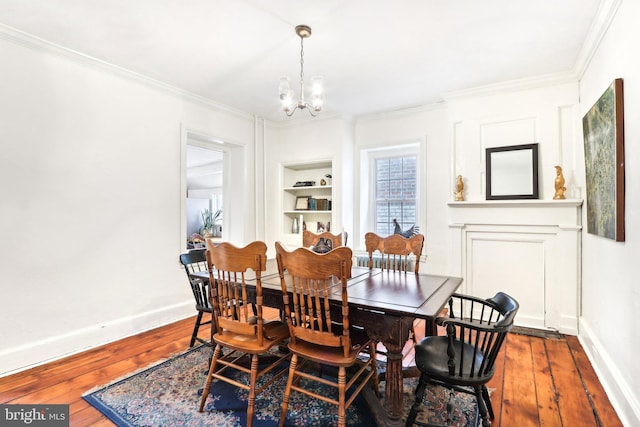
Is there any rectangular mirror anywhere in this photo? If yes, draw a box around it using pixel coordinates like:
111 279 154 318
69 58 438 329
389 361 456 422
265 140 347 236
486 143 539 200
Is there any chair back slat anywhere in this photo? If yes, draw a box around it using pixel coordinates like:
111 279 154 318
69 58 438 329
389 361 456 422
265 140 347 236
442 292 519 379
206 240 267 345
364 232 424 273
275 242 352 357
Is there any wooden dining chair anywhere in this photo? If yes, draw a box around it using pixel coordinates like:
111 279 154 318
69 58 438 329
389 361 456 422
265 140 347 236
406 292 519 427
364 232 424 273
179 249 213 348
365 232 426 356
302 229 343 253
275 242 379 427
198 241 290 427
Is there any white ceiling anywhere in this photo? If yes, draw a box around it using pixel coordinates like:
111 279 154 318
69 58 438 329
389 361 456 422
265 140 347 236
0 0 602 122
186 145 223 189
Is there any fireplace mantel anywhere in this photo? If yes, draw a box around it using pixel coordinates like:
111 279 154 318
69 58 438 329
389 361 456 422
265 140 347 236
447 198 582 335
448 199 583 228
448 199 582 208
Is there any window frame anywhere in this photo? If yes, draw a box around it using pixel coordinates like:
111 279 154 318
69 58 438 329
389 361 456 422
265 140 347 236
358 142 422 249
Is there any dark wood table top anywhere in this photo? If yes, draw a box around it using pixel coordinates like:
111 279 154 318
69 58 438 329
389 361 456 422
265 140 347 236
192 259 461 322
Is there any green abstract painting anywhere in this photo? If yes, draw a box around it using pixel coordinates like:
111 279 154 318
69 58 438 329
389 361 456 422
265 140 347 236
582 79 625 241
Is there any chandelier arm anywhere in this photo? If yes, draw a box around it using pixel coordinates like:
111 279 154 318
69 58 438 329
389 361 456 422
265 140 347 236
285 105 299 117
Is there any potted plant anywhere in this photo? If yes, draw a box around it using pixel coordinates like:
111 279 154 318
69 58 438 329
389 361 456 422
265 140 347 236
200 209 222 238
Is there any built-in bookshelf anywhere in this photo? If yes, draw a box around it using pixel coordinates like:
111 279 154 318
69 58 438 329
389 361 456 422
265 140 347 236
281 160 333 247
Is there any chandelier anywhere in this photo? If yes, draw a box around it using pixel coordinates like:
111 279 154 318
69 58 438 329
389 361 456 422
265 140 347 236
279 25 324 117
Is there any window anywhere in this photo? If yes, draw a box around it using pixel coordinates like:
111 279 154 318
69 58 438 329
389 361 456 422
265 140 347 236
374 155 417 235
357 142 422 248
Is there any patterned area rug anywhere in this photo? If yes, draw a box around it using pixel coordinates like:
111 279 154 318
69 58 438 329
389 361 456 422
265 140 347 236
83 345 479 426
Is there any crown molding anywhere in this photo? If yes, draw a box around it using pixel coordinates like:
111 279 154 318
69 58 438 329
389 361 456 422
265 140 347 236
573 0 623 80
0 23 254 122
442 71 578 102
356 101 447 122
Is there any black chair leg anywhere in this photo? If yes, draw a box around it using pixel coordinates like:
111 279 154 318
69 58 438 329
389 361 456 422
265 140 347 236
190 311 204 347
406 375 428 427
481 385 494 419
475 386 491 427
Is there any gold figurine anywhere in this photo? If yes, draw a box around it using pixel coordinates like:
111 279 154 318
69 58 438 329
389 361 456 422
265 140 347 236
553 165 566 200
454 175 465 201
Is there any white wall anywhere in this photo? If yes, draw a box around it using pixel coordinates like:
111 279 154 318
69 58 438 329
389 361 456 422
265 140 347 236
354 106 450 273
0 30 257 375
577 0 640 425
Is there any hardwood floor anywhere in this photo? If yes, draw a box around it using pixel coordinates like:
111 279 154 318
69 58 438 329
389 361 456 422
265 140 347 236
0 315 623 426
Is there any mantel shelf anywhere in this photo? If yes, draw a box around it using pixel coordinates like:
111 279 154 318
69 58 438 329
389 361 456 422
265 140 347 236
447 199 583 208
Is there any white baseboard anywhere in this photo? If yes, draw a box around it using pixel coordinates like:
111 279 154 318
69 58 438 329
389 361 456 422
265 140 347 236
558 314 579 336
579 318 640 427
0 301 195 377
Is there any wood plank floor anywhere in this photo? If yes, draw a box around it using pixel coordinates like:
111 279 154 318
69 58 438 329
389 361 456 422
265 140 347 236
0 315 623 426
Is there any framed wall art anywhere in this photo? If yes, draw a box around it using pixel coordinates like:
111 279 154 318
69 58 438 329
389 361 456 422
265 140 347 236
582 78 625 241
295 196 310 210
486 143 539 200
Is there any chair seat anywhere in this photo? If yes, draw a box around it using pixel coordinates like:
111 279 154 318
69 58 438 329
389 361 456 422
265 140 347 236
214 320 289 354
287 326 372 367
415 336 492 386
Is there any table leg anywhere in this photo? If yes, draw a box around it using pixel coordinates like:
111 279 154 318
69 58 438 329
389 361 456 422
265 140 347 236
380 339 405 426
361 315 413 427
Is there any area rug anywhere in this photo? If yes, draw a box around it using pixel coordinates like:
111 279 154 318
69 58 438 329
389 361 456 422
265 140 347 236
83 345 478 426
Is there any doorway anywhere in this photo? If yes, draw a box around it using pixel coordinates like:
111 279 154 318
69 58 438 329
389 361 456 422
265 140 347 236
181 128 247 251
185 139 224 249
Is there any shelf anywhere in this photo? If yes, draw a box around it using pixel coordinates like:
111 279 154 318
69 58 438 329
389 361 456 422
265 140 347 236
284 160 332 171
284 185 332 192
284 210 332 215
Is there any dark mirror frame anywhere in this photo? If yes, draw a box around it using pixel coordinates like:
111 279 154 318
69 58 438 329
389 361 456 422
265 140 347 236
486 143 539 200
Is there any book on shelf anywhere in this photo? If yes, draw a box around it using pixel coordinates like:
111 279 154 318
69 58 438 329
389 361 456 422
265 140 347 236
295 197 331 211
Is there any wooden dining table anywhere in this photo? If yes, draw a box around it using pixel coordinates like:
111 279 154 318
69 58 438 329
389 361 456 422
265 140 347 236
192 259 462 427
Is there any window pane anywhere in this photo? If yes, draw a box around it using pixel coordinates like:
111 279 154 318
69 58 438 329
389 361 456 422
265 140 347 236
376 180 389 199
376 223 389 235
389 179 402 198
374 154 418 235
376 159 390 180
376 202 389 223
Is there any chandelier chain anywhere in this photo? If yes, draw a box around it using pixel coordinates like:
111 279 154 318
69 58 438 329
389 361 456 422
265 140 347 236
299 36 305 102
